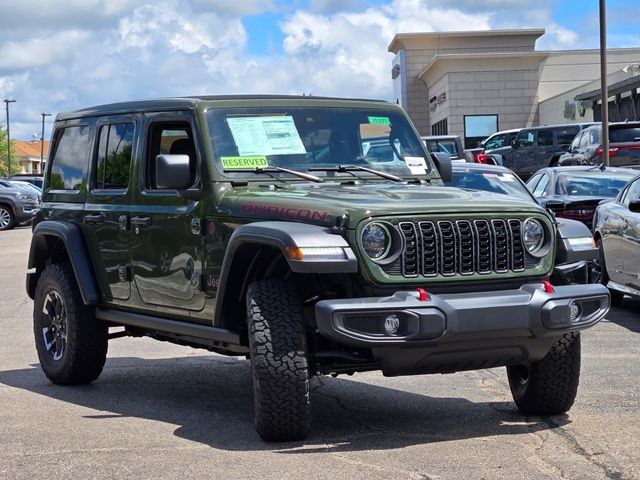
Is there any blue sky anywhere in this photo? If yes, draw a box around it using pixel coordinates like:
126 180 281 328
0 0 639 140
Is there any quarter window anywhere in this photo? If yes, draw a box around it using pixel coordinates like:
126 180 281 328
48 125 91 190
95 123 134 190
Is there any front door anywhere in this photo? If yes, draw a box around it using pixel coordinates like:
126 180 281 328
83 117 137 301
130 113 205 312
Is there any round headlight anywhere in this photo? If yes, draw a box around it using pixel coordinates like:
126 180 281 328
361 222 391 259
522 218 545 256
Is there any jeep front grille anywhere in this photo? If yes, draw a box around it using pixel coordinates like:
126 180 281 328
388 219 527 277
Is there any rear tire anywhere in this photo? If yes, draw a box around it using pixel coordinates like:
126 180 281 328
0 204 15 231
507 332 581 415
246 279 310 442
33 262 108 385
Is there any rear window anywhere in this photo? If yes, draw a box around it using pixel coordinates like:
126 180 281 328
556 173 633 197
610 126 640 143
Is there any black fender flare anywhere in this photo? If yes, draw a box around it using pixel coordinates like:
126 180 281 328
26 220 100 304
214 221 357 323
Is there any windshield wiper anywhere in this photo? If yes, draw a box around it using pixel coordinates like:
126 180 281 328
309 165 402 182
224 166 324 183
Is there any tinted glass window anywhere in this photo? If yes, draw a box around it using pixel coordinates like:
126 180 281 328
483 134 506 149
526 173 543 191
620 178 640 205
556 172 633 197
49 126 91 190
610 126 640 143
557 126 579 145
448 169 533 201
516 131 534 148
95 123 133 190
589 130 600 144
425 139 459 157
537 130 554 147
532 175 550 197
579 132 590 148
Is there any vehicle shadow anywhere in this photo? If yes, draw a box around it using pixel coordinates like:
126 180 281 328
606 297 640 333
0 356 569 452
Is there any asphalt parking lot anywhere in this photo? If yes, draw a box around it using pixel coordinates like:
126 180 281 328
1 226 639 480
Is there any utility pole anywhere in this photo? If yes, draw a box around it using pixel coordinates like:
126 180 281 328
41 113 52 168
599 0 609 167
3 99 16 174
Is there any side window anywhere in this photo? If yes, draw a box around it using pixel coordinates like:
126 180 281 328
532 174 550 197
484 134 505 149
146 122 196 190
570 132 582 151
95 123 134 190
621 178 640 206
557 127 579 146
526 173 542 191
48 125 91 191
579 132 590 148
589 130 600 145
515 130 534 148
537 130 554 147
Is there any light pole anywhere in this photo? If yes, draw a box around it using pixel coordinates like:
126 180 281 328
599 0 609 166
41 113 51 169
3 99 16 174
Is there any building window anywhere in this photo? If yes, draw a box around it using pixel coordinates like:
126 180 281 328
464 114 498 149
431 118 448 136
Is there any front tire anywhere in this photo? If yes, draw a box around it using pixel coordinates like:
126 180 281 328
0 204 15 231
246 279 310 442
507 333 581 415
33 262 108 385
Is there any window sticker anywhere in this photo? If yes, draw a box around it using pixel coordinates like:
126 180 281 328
367 116 391 126
226 116 307 156
221 156 269 169
405 156 427 175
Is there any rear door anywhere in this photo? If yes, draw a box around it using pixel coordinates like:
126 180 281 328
129 112 205 313
512 129 535 176
533 128 555 171
83 116 137 301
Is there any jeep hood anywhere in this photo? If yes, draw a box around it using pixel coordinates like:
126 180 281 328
219 182 547 227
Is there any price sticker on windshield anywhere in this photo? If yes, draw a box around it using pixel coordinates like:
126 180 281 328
405 156 427 175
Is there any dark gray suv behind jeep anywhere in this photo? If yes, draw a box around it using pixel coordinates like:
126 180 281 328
0 181 40 230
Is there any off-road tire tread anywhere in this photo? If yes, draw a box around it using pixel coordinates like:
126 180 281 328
34 262 107 385
508 332 581 415
247 279 310 442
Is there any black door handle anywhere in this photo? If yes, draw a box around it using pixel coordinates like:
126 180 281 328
84 213 105 225
131 216 152 228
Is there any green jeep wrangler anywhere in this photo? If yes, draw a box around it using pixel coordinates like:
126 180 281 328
27 95 610 442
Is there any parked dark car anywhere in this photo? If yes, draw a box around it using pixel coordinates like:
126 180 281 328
592 173 640 305
487 123 595 180
558 122 640 168
0 182 40 230
448 162 598 284
526 166 637 228
421 135 465 161
6 173 44 189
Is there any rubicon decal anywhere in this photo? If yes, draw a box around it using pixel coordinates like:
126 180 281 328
240 203 329 222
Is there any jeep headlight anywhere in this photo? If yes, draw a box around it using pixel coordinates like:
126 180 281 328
361 222 391 260
522 218 546 257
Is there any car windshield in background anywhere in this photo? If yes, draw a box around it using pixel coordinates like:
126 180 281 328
555 173 632 197
207 107 431 178
425 139 459 157
449 170 533 202
610 127 640 143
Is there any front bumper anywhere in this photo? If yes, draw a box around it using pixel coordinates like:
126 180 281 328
315 283 609 376
15 205 39 223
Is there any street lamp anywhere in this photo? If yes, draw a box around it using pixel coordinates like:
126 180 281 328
3 99 16 174
41 113 51 167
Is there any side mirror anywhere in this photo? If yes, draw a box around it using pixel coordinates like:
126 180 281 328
629 200 640 213
155 154 192 190
431 152 452 183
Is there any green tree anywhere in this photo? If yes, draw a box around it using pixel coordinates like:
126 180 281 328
0 126 19 176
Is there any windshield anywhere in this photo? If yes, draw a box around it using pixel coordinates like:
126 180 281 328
556 173 633 197
448 169 534 202
206 106 432 179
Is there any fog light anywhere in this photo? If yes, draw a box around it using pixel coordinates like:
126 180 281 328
384 314 401 335
569 301 581 323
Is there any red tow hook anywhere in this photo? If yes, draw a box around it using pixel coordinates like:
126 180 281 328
416 288 429 302
542 280 555 294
